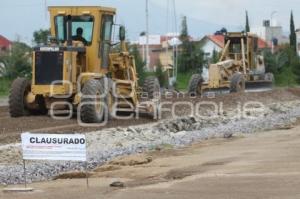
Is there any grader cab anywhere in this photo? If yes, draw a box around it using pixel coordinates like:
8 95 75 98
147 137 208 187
9 6 160 123
188 32 274 95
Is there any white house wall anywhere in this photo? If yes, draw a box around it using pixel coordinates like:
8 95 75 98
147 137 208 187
199 38 223 82
201 39 222 57
297 31 300 56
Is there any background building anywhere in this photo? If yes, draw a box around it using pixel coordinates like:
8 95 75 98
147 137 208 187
135 33 180 71
0 35 12 53
296 29 300 56
198 35 224 57
252 20 289 47
199 34 270 58
0 35 12 77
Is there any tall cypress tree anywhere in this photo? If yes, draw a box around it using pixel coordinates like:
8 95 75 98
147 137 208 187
290 11 297 53
177 16 204 73
179 16 189 42
178 16 190 72
130 45 146 85
245 11 250 32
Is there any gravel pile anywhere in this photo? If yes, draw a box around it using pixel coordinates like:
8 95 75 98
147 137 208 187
1 100 300 185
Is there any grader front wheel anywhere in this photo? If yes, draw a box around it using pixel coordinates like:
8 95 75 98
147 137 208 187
80 78 108 123
9 78 32 117
143 76 160 100
188 74 203 96
9 78 47 117
230 73 245 93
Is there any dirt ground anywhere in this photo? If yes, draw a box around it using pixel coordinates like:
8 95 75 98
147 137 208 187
2 124 300 199
0 97 7 107
1 88 300 145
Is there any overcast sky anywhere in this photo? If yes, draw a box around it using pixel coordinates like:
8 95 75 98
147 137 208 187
1 0 300 44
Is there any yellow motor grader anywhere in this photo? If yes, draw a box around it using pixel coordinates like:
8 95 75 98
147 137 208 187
188 32 274 95
9 6 160 123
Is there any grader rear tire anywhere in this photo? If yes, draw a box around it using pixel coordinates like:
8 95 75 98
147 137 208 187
80 78 109 123
188 74 203 96
9 78 31 117
230 73 245 93
143 76 160 100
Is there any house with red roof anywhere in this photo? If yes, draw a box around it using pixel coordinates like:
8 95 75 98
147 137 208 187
0 35 12 77
0 35 12 53
136 34 181 71
199 35 224 57
199 34 270 58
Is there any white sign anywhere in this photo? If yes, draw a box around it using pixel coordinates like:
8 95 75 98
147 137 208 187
139 35 161 45
21 133 87 161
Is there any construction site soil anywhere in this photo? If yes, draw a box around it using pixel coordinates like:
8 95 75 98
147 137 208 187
0 88 300 145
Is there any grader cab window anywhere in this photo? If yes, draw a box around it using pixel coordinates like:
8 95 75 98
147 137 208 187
231 43 241 54
99 15 113 68
54 15 94 45
228 38 243 54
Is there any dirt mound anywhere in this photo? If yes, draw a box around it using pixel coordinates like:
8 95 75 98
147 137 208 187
93 165 122 172
53 171 93 180
109 154 153 166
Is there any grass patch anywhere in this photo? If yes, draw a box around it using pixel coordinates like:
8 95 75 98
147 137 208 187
0 78 11 97
175 71 193 91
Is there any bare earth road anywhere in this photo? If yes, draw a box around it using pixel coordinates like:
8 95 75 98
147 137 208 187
2 124 300 199
0 97 7 107
1 88 300 145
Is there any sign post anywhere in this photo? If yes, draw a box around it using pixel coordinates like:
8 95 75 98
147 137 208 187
85 161 89 188
23 159 27 188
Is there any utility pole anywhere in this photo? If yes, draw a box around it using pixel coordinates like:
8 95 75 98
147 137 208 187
166 0 170 60
44 0 47 20
145 0 150 71
172 0 178 81
270 11 277 54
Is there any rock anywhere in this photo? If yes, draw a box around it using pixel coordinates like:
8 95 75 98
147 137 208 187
275 124 294 130
127 127 137 134
116 127 123 131
224 132 233 139
110 181 125 188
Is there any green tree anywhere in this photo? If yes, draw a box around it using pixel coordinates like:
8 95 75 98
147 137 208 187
211 49 220 63
263 49 278 74
263 45 300 86
179 16 189 42
155 61 168 87
290 11 297 53
33 29 50 45
130 45 146 85
245 11 250 32
178 16 190 72
190 42 204 73
0 42 32 79
291 53 300 84
177 16 204 73
263 45 293 74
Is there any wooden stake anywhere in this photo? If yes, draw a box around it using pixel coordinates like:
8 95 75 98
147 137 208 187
23 159 27 188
